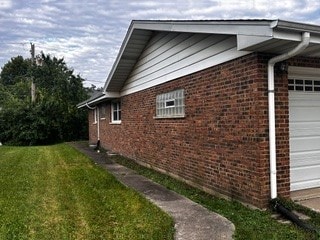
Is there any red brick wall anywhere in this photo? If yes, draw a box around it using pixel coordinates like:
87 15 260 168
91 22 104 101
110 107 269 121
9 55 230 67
88 110 97 144
87 53 320 208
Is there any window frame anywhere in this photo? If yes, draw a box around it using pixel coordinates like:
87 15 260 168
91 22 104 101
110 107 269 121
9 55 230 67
155 89 185 119
111 101 121 124
289 78 320 92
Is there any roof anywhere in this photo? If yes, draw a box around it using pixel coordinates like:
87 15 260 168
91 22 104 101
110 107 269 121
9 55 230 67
79 19 320 108
77 90 119 108
102 19 320 94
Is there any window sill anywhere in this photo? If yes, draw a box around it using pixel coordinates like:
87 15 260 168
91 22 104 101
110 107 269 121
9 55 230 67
100 118 106 121
109 121 121 125
153 115 185 119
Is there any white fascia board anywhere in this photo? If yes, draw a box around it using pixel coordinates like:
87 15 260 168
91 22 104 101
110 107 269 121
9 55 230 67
273 30 320 45
273 30 303 42
275 20 320 34
132 20 274 36
240 30 320 51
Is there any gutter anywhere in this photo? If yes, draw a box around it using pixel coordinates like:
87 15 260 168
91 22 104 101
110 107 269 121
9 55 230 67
85 102 96 110
268 32 310 200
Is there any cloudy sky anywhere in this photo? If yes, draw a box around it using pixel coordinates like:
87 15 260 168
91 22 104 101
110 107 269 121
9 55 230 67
1 0 320 87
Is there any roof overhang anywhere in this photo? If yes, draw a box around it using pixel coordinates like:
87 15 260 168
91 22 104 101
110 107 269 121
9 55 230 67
77 91 120 109
101 19 320 95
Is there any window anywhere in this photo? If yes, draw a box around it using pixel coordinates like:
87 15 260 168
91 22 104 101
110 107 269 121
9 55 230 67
289 79 320 92
156 89 185 118
111 102 121 123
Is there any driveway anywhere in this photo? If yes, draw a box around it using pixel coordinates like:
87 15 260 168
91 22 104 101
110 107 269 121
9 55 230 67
291 188 320 212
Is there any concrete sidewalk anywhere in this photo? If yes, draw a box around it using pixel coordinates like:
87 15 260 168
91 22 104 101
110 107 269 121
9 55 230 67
291 188 320 213
69 142 235 240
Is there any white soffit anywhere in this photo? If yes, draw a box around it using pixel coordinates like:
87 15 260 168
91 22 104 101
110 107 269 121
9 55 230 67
237 35 273 50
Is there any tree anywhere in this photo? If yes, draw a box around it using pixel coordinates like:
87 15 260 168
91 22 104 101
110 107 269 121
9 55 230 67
0 53 89 145
0 56 31 86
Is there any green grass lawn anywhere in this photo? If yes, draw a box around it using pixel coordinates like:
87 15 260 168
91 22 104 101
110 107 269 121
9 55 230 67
0 144 174 240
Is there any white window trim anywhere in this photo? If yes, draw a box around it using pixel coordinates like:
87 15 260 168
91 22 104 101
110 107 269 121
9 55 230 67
288 66 320 93
110 101 121 124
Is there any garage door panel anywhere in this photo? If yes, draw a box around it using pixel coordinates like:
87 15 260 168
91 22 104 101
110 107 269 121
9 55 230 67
290 124 320 138
290 98 320 107
291 179 320 191
290 107 320 122
290 137 320 152
291 165 320 192
291 151 320 167
289 90 320 191
291 165 320 180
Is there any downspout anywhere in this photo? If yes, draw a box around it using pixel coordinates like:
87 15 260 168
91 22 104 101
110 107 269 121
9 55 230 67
97 107 100 141
268 32 310 200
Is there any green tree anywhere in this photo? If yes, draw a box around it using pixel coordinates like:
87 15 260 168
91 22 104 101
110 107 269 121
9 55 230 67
0 56 31 86
0 53 89 145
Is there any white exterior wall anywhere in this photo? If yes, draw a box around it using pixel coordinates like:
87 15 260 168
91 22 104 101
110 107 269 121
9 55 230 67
120 32 250 96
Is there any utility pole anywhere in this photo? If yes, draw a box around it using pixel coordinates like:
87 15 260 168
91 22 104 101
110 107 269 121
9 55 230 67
30 43 36 103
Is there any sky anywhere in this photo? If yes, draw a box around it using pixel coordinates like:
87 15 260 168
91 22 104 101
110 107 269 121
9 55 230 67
1 0 320 88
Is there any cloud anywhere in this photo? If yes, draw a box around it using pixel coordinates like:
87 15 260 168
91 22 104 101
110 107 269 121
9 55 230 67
0 0 12 9
1 0 320 87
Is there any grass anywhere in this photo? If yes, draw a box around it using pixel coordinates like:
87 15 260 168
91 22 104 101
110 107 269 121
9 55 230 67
0 144 174 240
111 154 320 240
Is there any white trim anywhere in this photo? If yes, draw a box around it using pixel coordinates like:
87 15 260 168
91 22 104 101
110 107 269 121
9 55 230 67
288 66 320 79
77 92 121 108
154 115 185 120
111 101 121 124
109 121 121 125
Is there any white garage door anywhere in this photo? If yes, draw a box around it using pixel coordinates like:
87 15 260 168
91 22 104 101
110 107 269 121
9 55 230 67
289 76 320 191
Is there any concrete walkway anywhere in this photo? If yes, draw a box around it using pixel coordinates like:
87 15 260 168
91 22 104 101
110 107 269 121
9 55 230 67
69 142 235 240
291 188 320 213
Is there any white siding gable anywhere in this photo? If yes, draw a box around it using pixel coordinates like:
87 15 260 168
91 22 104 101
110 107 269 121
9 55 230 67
121 32 251 96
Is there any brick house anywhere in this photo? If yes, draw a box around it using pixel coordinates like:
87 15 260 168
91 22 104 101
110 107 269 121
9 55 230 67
78 20 320 208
